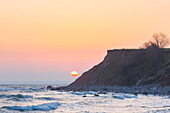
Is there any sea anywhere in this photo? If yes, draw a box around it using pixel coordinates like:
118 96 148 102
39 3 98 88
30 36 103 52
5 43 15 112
0 84 169 113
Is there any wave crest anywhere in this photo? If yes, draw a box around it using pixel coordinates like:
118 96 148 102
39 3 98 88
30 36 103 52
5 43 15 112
0 94 33 99
2 102 60 111
37 97 55 100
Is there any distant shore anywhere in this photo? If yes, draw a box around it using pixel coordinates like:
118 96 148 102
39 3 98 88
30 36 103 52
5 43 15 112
57 85 170 96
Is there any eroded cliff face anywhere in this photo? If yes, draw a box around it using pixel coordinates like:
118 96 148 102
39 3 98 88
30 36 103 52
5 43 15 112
69 49 170 87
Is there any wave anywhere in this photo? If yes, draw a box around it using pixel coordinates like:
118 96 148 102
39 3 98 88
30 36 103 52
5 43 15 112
70 91 98 96
70 92 86 95
112 95 125 100
0 88 15 92
0 94 33 99
2 102 60 111
87 91 97 95
112 93 138 100
37 97 55 100
0 88 43 92
124 94 138 98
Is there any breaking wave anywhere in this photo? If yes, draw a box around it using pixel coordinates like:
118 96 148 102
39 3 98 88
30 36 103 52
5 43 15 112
2 102 60 111
112 93 138 100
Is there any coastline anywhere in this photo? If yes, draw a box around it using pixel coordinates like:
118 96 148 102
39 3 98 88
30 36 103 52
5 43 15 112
59 85 170 96
59 49 170 96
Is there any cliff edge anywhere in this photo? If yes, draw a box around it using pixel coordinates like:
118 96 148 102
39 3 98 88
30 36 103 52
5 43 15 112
69 48 170 87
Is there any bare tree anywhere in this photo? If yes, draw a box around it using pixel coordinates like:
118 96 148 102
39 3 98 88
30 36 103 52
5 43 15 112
152 32 169 48
142 32 169 49
142 41 158 49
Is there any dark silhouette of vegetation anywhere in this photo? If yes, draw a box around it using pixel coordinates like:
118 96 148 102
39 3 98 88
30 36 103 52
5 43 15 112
142 32 169 49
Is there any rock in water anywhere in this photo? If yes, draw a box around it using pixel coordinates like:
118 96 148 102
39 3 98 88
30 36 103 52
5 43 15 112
83 95 86 97
46 85 53 90
142 92 149 95
94 94 99 96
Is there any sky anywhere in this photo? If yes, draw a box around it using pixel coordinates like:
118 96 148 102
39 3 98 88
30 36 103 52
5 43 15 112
0 0 170 83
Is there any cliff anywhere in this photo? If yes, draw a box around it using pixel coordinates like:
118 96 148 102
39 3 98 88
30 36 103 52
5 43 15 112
69 48 170 87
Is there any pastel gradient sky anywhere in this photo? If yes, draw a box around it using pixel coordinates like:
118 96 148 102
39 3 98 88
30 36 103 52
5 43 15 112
0 0 170 82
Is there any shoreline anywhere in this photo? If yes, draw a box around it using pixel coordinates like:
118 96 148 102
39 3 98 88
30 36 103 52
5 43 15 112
58 85 170 96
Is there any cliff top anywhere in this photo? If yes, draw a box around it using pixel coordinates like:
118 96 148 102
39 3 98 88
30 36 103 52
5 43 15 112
107 48 170 53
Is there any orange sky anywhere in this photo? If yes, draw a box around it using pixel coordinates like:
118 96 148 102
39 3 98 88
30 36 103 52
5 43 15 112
0 0 170 82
